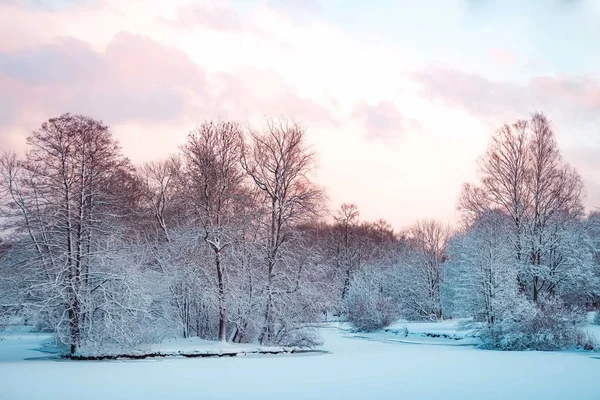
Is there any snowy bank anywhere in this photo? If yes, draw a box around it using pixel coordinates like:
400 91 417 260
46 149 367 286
68 337 310 360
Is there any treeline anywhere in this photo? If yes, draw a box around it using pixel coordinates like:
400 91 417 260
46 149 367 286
0 112 598 355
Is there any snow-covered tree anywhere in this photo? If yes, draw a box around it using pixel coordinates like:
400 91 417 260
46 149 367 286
241 118 325 345
397 220 450 321
183 121 247 342
459 112 586 303
0 114 141 355
138 156 183 243
333 203 361 300
345 267 400 332
446 211 519 324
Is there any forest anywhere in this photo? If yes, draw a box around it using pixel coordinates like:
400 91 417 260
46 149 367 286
0 111 598 356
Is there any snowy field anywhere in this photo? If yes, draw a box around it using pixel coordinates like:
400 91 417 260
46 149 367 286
1 323 599 400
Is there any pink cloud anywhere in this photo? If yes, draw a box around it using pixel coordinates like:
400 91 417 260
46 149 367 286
414 67 600 123
532 76 600 113
157 1 295 53
212 67 331 122
414 67 526 122
0 34 193 125
0 2 57 50
0 31 332 142
0 0 109 51
104 32 208 93
352 100 420 143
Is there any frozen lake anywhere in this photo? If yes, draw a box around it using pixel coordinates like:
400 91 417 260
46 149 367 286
1 325 598 400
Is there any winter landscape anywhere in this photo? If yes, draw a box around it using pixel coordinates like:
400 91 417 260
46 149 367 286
1 1 600 400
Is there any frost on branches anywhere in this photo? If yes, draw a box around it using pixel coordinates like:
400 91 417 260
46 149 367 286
0 111 598 355
451 112 599 350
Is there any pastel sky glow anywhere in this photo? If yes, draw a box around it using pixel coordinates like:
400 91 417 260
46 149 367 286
1 0 599 228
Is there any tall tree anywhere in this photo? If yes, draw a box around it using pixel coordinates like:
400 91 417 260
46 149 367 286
403 220 450 320
183 121 246 342
459 112 585 302
334 203 361 299
0 114 134 354
242 118 324 344
526 113 584 301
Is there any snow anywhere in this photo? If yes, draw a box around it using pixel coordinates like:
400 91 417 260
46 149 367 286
151 337 297 355
329 319 479 346
1 324 599 400
70 337 301 359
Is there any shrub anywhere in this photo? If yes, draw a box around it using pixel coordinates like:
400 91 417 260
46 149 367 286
345 270 399 332
273 325 322 348
479 297 588 351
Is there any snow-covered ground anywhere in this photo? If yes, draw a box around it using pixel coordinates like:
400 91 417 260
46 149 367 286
366 319 480 346
150 337 299 356
1 323 599 400
70 336 302 359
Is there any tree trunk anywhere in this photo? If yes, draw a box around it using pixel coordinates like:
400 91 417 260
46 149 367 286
341 269 351 300
215 251 227 342
68 297 80 355
260 271 274 345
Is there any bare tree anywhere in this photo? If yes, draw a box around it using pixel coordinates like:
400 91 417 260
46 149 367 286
0 113 135 355
138 156 182 243
334 203 361 299
401 220 450 320
459 120 530 289
460 112 585 303
461 120 531 226
183 121 246 342
242 118 324 344
526 113 584 301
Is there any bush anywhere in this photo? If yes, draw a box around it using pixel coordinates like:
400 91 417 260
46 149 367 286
273 325 322 348
479 297 588 351
345 270 399 332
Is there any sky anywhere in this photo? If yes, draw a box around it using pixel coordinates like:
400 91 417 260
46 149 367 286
0 0 599 229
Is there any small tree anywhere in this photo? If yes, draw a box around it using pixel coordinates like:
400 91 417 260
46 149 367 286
446 211 519 325
399 220 450 320
345 268 399 332
333 203 361 300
